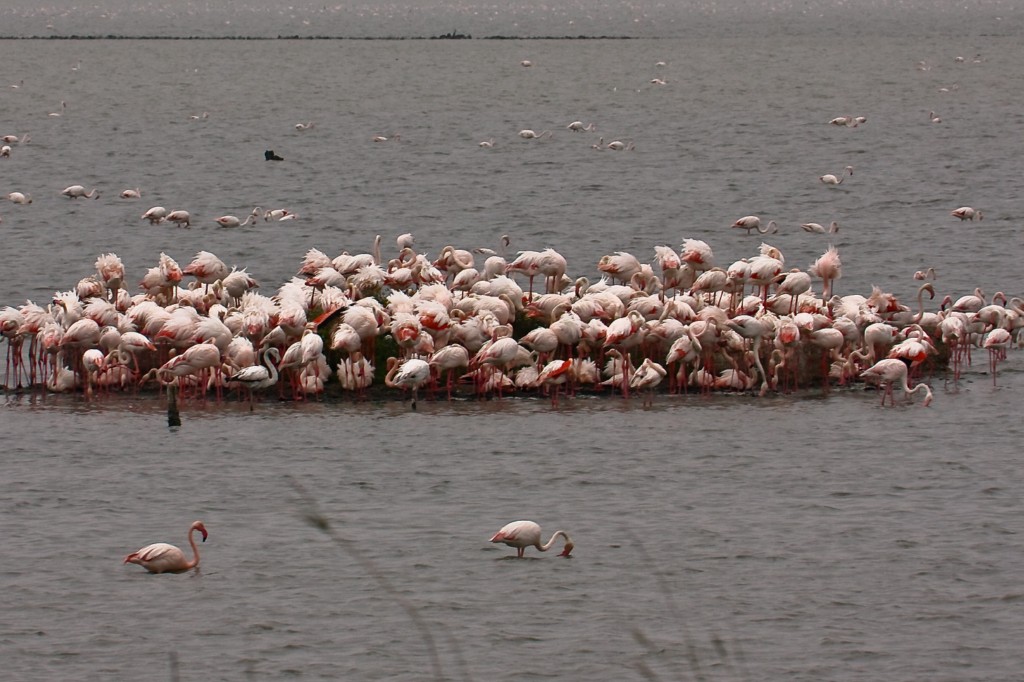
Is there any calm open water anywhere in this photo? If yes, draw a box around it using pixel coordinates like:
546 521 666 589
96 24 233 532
2 6 1024 680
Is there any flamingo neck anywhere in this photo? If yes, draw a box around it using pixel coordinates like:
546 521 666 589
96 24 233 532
187 527 202 569
264 348 280 383
538 530 570 552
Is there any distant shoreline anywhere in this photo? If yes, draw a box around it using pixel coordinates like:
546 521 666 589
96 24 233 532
0 34 639 41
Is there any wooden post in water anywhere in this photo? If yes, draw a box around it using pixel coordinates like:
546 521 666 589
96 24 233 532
167 383 181 427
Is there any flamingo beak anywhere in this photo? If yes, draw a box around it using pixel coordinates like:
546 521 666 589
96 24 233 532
559 542 574 557
200 528 209 542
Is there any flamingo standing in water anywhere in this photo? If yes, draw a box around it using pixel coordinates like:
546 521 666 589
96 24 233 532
124 520 208 574
141 206 167 224
983 328 1012 386
860 358 933 406
385 357 431 408
120 188 141 199
226 347 280 409
630 357 667 406
62 184 100 199
951 206 982 221
215 214 257 228
164 210 191 228
820 166 853 185
489 520 574 558
518 129 552 140
801 221 839 234
810 245 842 300
731 215 779 235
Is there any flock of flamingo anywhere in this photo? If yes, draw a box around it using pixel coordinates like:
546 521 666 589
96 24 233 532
1 222 1019 410
123 515 572 574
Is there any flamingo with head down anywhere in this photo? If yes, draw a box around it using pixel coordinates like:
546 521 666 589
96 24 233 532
62 184 100 199
489 520 574 558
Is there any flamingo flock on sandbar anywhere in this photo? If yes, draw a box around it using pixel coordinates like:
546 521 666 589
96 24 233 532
1 232 1020 409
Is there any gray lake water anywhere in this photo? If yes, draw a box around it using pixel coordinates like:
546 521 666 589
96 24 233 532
2 5 1024 680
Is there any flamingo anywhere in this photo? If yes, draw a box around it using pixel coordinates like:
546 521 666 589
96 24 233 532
983 328 1012 386
215 214 257 228
518 129 552 139
226 347 280 409
61 184 100 199
120 188 141 199
809 245 842 300
630 358 667 406
489 520 573 558
124 520 208 574
372 133 400 142
534 358 573 405
929 110 942 123
731 215 779 235
257 207 295 222
566 121 596 132
801 221 839 234
478 138 495 148
295 121 315 130
164 210 191 228
385 357 431 408
860 359 933 407
603 139 634 151
820 166 853 185
183 251 229 288
7 191 32 204
141 206 167 224
951 206 982 221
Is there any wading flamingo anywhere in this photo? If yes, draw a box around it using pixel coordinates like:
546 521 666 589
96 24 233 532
141 206 167 224
215 214 257 228
225 347 280 409
489 520 574 558
860 358 933 407
950 206 982 221
385 357 431 408
123 520 208 574
164 210 191 228
62 184 100 199
801 221 839 234
820 166 853 185
731 215 778 235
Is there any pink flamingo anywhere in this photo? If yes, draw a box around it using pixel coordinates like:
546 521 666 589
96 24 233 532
731 215 779 235
860 358 933 406
124 521 208 574
489 520 573 558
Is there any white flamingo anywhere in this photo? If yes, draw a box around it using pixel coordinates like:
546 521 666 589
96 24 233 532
820 166 853 185
951 206 982 221
800 221 839 234
141 206 167 224
489 520 574 558
215 214 257 228
731 215 779 235
61 184 99 199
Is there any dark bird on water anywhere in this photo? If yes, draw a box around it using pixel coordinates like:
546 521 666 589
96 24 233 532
265 149 283 161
